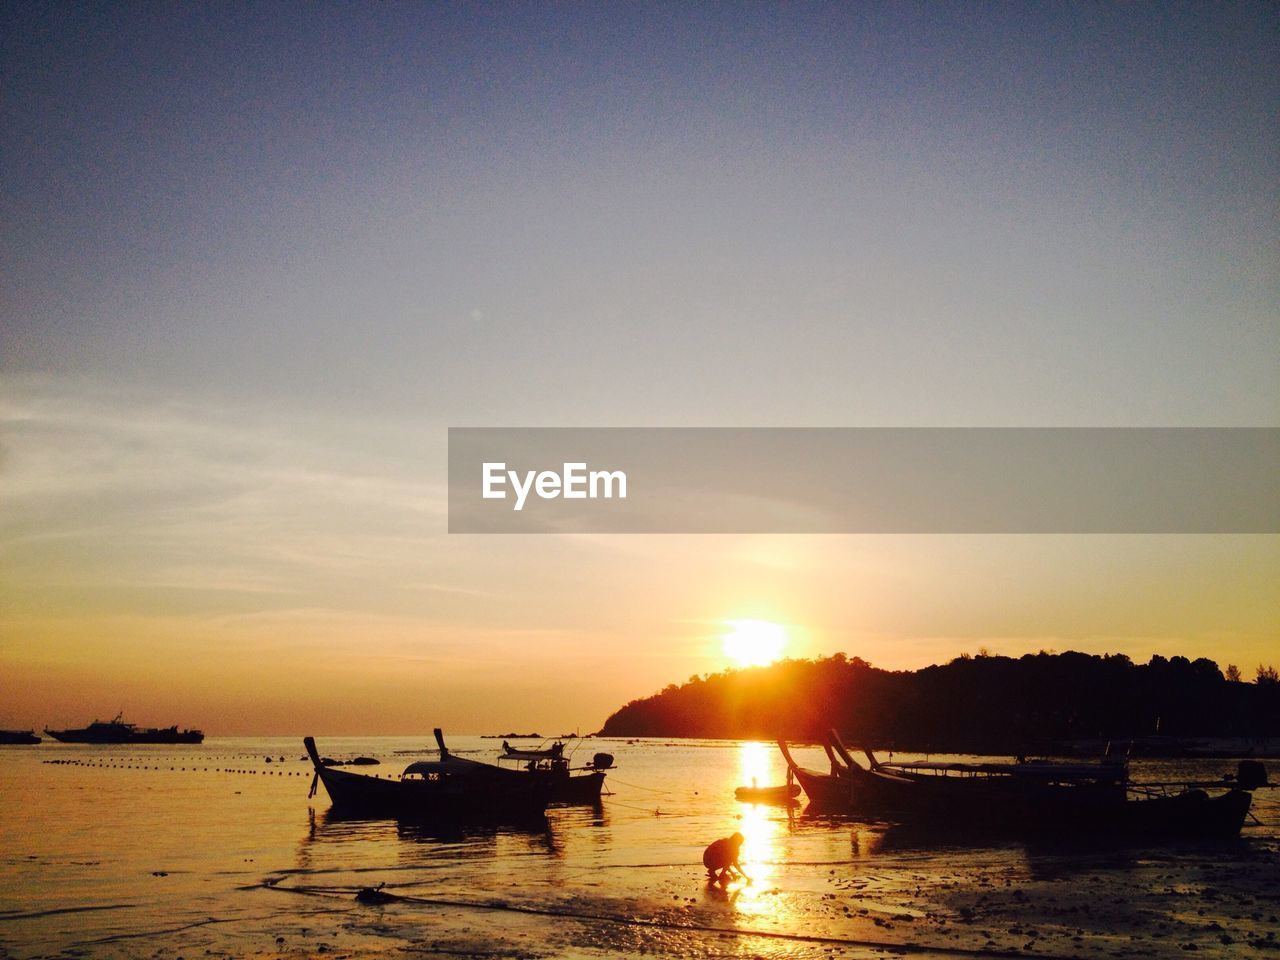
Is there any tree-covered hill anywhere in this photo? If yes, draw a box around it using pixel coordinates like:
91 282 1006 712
597 652 1280 752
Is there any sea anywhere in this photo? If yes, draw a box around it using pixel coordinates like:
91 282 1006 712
1 737 1277 959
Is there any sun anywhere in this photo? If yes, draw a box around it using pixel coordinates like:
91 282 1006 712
721 619 788 668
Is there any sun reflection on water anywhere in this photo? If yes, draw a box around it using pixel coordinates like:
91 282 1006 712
726 741 788 913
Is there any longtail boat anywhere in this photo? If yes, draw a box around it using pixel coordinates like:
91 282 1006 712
779 729 1268 838
833 729 1128 820
495 740 614 805
305 730 550 819
776 739 852 809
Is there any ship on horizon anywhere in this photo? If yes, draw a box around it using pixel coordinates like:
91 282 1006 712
44 713 204 744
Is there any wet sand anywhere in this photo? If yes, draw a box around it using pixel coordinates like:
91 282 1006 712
206 841 1280 959
23 843 1278 960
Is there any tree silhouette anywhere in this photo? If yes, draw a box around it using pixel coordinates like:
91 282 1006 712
598 651 1280 751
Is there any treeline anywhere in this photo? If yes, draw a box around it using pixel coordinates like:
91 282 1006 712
597 652 1280 752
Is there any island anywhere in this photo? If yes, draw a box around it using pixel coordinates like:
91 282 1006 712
597 651 1280 756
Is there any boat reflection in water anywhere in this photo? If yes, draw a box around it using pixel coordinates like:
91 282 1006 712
305 806 554 847
293 805 560 885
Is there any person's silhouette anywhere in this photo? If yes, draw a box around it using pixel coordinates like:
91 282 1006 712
702 832 748 884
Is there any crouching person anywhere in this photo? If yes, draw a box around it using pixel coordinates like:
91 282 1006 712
703 832 749 885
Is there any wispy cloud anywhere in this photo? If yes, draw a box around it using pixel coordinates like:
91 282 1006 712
0 374 449 612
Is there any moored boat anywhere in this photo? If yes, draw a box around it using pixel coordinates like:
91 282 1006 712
734 781 801 804
44 713 204 744
835 730 1129 825
496 740 614 804
305 730 552 818
776 739 854 809
781 729 1268 839
0 729 41 745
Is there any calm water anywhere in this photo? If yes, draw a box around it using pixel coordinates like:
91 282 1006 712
1 737 1277 959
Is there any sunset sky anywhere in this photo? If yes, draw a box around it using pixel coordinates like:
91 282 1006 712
2 4 1277 734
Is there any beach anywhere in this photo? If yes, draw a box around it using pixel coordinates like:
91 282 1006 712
6 4 1278 957
2 738 1277 959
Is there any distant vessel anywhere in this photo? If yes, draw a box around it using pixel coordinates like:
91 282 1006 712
0 730 41 745
44 713 204 744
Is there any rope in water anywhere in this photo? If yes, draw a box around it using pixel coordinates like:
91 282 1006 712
595 797 693 817
605 776 682 796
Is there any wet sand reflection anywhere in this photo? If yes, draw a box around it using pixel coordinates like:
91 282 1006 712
722 741 788 915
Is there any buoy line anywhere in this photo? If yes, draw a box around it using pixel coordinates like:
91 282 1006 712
40 759 312 777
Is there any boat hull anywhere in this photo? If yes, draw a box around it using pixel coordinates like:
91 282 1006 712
780 738 1256 839
0 730 41 745
870 780 1254 839
495 748 610 805
314 765 548 818
851 761 1252 838
851 765 1127 821
549 770 607 805
735 783 801 804
44 728 204 744
777 740 853 809
1115 788 1253 839
306 736 551 819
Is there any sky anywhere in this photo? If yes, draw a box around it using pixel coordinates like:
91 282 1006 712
2 2 1277 734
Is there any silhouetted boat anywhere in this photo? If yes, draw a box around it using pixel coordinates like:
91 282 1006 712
304 730 552 818
734 781 801 804
780 730 1267 838
776 738 854 809
44 713 204 744
0 729 41 745
833 730 1129 821
496 740 614 804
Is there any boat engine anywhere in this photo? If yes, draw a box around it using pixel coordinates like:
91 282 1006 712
1236 759 1267 790
591 752 615 770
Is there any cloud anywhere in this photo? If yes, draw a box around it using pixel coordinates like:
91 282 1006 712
0 373 449 614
